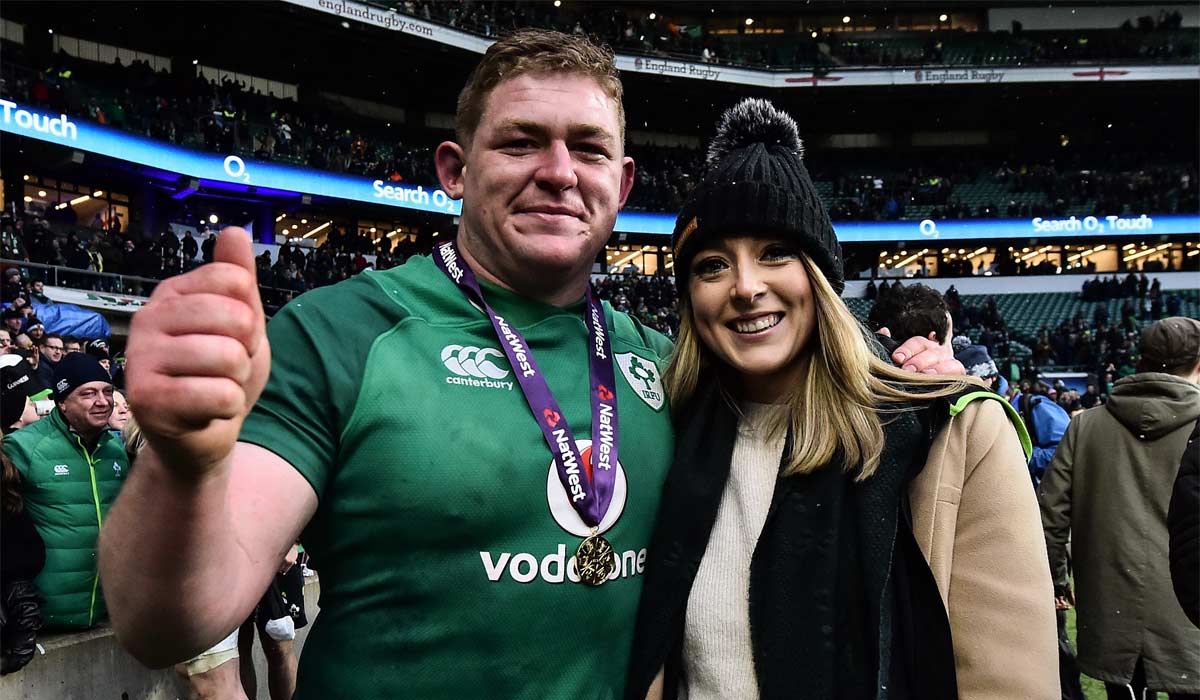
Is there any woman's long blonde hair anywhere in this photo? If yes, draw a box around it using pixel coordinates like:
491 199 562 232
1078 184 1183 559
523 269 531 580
665 253 982 480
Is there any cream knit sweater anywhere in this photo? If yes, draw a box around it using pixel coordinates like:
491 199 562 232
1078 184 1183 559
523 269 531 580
682 402 787 700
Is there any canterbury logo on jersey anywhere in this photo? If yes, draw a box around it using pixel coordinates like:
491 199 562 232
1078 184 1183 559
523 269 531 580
441 344 514 391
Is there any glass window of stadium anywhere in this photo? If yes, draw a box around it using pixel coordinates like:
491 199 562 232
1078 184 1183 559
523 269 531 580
276 214 341 244
870 241 1191 278
604 245 670 275
20 175 129 233
273 214 423 251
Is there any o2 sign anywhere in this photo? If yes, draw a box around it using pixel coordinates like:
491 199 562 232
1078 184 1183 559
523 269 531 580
224 155 250 183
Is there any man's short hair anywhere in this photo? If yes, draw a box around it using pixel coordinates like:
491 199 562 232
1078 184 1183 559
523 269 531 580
455 28 625 147
39 332 62 347
867 283 951 345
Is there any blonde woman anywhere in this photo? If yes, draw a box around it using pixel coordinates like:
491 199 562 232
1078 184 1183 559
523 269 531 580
626 100 1057 700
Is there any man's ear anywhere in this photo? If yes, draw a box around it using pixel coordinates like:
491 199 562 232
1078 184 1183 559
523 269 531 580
435 141 468 200
616 156 635 209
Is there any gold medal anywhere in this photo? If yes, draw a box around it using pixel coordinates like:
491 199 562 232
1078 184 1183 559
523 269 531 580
575 532 616 586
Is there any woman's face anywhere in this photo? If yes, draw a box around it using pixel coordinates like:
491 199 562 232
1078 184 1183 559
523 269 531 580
688 235 817 402
15 397 39 430
108 391 131 431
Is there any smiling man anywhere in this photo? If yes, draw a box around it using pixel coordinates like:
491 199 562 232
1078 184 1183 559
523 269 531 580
3 351 129 629
100 29 961 699
102 30 674 699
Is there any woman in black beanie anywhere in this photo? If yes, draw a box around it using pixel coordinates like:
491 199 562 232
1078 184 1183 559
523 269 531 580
626 99 1057 700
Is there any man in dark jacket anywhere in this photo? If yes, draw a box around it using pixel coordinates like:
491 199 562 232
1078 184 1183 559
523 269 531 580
1169 420 1199 628
1041 317 1200 700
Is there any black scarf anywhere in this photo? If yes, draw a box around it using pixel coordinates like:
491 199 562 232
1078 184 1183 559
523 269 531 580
625 383 959 700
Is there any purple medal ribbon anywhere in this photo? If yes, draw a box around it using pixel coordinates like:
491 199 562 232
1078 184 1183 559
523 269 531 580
434 240 619 528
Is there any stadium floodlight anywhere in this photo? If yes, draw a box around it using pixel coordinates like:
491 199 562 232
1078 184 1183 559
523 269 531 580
553 0 561 6
842 16 851 24
37 190 46 197
209 214 219 224
745 18 754 26
939 14 948 22
301 218 308 224
22 196 31 203
341 21 350 28
811 31 818 38
649 13 656 20
92 190 103 197
192 59 199 65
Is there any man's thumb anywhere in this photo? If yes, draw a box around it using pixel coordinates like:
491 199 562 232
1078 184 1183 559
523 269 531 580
213 226 257 275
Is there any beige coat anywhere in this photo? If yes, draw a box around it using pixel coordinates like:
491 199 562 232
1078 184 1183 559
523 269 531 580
646 398 1060 700
910 397 1060 700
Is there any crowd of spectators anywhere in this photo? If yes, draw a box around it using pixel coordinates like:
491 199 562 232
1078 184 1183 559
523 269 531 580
0 208 427 314
836 161 1198 224
390 1 1194 69
867 274 1197 399
5 53 442 188
593 273 679 338
3 206 681 330
6 51 1197 220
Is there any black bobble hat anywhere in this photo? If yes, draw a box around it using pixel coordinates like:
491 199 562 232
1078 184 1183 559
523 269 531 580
672 98 843 295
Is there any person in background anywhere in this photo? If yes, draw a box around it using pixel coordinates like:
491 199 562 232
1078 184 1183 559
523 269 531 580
1011 376 1071 489
1041 317 1200 700
108 390 132 436
867 282 953 348
238 543 306 700
1 309 22 338
0 359 44 435
28 281 51 306
952 336 1002 391
0 447 45 675
1 269 22 304
35 333 64 390
1169 420 1199 628
2 353 130 629
0 352 46 676
86 339 112 375
62 337 82 354
23 320 44 344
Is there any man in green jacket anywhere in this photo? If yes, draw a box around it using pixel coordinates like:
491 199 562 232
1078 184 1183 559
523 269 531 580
2 352 130 628
1041 317 1200 700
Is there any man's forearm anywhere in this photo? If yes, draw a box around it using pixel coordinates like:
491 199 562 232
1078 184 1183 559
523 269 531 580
99 447 259 667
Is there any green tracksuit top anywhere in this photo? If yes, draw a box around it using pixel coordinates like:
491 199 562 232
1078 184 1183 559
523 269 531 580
3 408 130 628
240 254 676 699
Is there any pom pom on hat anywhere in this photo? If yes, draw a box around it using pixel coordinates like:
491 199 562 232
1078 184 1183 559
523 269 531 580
706 98 804 166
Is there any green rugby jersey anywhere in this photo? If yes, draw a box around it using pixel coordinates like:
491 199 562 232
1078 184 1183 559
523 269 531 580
240 254 675 699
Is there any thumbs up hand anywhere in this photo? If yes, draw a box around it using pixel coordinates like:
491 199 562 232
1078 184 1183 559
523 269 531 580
125 227 272 475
